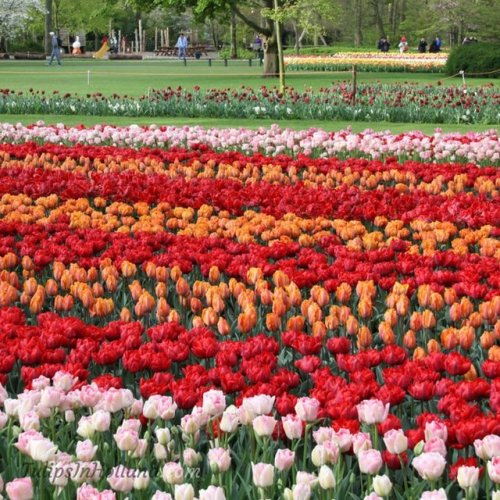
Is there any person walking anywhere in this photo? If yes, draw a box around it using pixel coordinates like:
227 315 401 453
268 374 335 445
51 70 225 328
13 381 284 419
418 38 427 53
176 32 188 59
48 32 62 66
398 36 409 53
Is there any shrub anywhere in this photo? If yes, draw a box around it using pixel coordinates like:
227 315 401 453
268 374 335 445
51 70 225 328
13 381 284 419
445 42 500 78
218 47 256 60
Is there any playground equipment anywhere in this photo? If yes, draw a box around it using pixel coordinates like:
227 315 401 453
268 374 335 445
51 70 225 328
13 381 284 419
93 42 109 59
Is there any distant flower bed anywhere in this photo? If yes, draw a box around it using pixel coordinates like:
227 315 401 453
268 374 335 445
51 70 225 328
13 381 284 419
0 82 498 124
285 52 448 73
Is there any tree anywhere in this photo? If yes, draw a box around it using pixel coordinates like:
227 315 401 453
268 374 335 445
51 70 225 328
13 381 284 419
0 0 44 51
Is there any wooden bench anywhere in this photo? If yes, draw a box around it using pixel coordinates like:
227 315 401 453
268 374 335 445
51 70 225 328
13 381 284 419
155 46 208 57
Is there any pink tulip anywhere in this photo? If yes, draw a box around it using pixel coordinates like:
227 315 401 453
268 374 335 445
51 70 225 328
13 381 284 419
419 489 448 500
162 462 184 485
208 448 232 473
219 406 240 433
475 435 500 460
76 439 97 461
457 466 480 490
423 437 447 457
202 389 226 416
77 484 116 500
358 449 383 475
295 397 319 422
252 463 275 488
332 428 353 452
199 485 226 500
107 465 135 492
356 399 389 425
252 415 277 437
488 457 500 483
412 452 446 481
383 429 408 455
282 414 303 440
6 477 34 500
275 448 295 471
313 427 334 444
352 432 372 455
424 421 448 442
242 395 275 417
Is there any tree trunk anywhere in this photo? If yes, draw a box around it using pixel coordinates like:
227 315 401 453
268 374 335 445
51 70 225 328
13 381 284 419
371 0 386 37
354 0 363 46
293 22 300 54
230 11 237 59
45 0 52 55
263 35 279 77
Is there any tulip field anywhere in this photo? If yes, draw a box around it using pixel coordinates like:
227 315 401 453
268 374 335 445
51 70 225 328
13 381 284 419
0 105 498 500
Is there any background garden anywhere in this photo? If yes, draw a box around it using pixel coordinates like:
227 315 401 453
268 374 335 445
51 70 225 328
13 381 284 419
0 1 499 500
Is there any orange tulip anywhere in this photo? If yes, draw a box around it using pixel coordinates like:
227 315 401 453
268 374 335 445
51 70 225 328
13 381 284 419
192 316 204 328
201 307 218 326
265 312 281 331
312 321 326 338
357 326 372 349
444 288 457 306
417 284 432 308
488 346 500 362
155 282 167 298
246 267 263 285
403 330 416 349
105 275 117 292
338 306 351 324
272 270 290 287
144 261 157 279
21 255 34 271
1 252 17 269
175 277 190 297
335 283 352 304
237 309 257 333
460 297 474 318
480 331 495 350
378 321 395 344
395 295 409 316
170 266 182 281
464 365 478 381
441 328 458 350
311 286 329 307
208 266 221 284
458 326 475 351
156 266 169 282
120 260 137 278
120 307 132 322
23 277 38 296
427 339 441 353
217 317 230 336
286 315 305 332
384 308 398 327
413 347 426 360
357 298 373 319
422 310 436 329
429 292 444 311
346 315 359 336
156 297 170 322
307 302 322 324
325 314 339 331
479 301 496 323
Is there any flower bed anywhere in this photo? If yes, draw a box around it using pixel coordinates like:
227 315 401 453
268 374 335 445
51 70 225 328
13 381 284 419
0 81 498 124
285 53 448 73
0 122 498 165
0 124 498 499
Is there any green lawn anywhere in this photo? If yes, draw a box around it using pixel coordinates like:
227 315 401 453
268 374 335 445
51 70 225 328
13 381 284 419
0 59 497 98
2 114 497 135
0 59 498 134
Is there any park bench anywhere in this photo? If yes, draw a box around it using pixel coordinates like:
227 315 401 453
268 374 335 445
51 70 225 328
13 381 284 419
155 45 209 57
